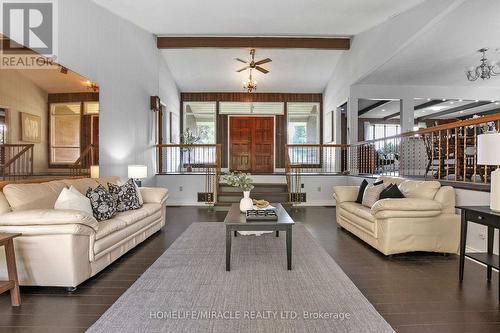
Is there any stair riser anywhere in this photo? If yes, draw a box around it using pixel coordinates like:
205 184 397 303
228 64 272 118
218 186 288 193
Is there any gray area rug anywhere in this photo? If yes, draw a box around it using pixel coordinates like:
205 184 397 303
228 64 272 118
88 222 394 333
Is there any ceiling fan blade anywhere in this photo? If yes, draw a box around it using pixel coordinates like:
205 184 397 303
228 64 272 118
255 66 269 74
235 58 248 64
236 66 250 72
255 58 272 66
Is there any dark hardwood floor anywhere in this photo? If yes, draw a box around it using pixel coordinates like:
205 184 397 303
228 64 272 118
0 206 498 332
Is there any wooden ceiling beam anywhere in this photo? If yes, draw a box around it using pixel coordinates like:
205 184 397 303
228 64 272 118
157 36 350 50
382 99 445 120
417 101 492 121
358 100 391 116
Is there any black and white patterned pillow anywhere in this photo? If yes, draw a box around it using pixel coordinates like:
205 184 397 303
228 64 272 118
86 185 117 221
108 179 142 212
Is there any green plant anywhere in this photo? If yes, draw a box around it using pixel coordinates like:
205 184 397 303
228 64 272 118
221 171 254 191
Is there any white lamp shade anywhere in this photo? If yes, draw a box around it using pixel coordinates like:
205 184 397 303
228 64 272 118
477 133 500 165
128 165 147 179
90 165 100 179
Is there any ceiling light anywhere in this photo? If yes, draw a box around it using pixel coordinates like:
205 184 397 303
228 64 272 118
381 109 386 112
491 100 496 103
243 69 257 93
427 98 431 101
475 99 479 102
85 80 98 92
442 99 447 102
450 101 454 104
466 48 500 81
496 102 500 105
458 99 463 102
459 111 465 113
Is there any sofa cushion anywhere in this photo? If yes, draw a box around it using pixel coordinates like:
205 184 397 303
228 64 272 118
94 210 162 255
362 184 385 208
108 179 142 212
398 180 441 200
340 202 375 223
54 186 93 216
95 218 127 240
356 179 368 204
3 180 67 211
0 192 11 215
86 185 116 221
139 187 169 204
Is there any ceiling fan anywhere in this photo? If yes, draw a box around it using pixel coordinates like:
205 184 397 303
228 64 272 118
235 49 272 74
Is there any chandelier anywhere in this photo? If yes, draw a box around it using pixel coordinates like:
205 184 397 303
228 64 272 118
466 48 500 81
243 69 257 93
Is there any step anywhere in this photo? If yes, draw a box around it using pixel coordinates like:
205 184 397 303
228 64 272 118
218 183 288 193
218 192 290 204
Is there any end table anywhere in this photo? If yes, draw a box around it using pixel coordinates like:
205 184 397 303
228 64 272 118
0 233 21 306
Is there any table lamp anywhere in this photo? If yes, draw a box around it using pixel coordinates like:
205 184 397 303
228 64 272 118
128 165 147 187
90 165 99 179
477 132 500 212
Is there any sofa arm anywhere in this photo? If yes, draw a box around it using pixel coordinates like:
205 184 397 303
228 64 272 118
371 198 442 219
0 209 98 231
140 187 169 204
333 186 359 204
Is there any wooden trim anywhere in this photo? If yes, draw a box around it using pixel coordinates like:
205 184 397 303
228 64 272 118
0 176 85 190
181 92 322 103
157 36 350 50
354 112 500 145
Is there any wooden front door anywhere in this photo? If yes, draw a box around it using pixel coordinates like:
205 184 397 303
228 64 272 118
230 117 274 173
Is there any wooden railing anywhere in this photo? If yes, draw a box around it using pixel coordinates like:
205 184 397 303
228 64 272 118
348 113 500 185
285 144 348 205
157 144 221 205
0 144 34 181
70 144 97 176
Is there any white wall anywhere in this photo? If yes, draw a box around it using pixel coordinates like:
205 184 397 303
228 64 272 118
0 70 49 173
322 0 459 144
45 0 180 183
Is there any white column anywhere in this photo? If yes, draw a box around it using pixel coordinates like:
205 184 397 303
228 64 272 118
348 98 359 144
400 98 415 133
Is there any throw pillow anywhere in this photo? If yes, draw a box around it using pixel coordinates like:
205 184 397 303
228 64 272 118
86 185 116 221
108 179 142 212
54 186 93 216
356 179 368 204
362 184 386 208
379 184 405 200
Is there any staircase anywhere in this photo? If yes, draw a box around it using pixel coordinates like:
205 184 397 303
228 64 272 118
216 183 290 209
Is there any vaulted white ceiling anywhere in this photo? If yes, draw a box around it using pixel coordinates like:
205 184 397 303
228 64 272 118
92 0 425 36
359 0 500 87
92 0 426 92
162 48 341 92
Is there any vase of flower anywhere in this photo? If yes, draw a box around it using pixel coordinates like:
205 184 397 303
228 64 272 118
221 171 254 213
239 190 253 213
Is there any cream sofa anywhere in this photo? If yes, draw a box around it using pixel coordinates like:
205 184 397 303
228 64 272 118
0 177 168 288
333 176 460 255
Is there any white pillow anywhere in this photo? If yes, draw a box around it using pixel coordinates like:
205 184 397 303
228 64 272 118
362 184 386 208
54 186 93 216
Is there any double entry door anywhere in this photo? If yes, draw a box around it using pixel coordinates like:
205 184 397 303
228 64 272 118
230 117 274 173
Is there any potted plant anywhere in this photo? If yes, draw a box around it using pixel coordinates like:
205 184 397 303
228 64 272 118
181 129 200 172
221 171 254 212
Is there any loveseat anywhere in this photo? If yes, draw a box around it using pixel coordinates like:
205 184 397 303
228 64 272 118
333 176 460 255
0 176 168 288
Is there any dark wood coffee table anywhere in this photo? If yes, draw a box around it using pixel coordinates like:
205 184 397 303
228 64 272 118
224 203 294 271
